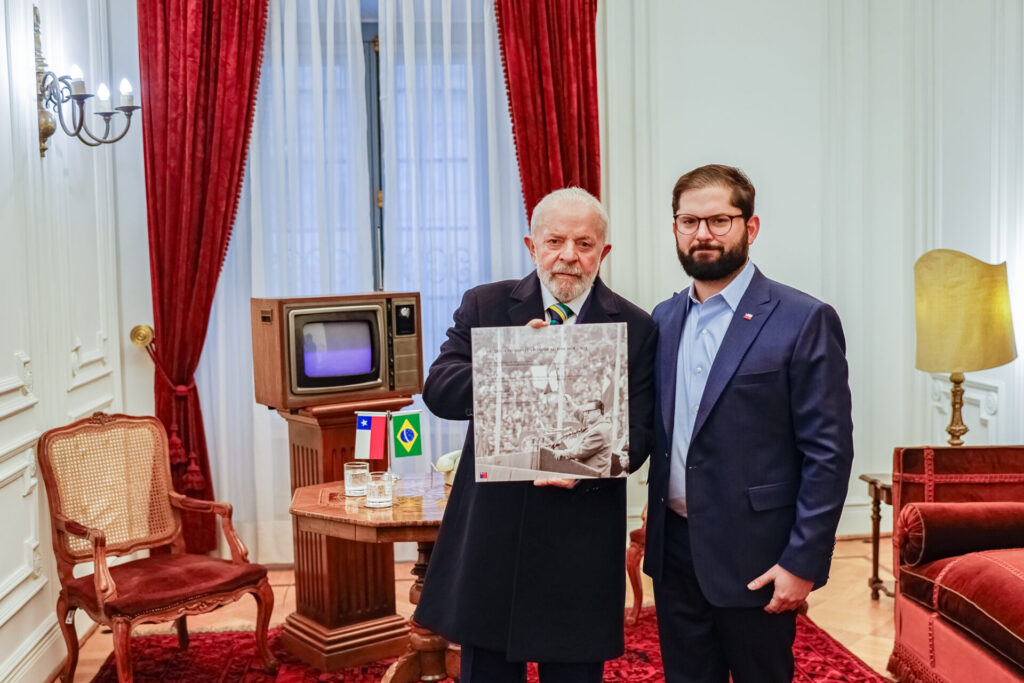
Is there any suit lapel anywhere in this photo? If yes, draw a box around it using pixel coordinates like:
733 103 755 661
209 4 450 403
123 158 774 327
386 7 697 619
659 292 690 441
508 272 544 326
690 269 778 442
576 277 617 324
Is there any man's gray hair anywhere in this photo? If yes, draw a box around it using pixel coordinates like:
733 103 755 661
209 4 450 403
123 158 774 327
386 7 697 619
530 187 609 240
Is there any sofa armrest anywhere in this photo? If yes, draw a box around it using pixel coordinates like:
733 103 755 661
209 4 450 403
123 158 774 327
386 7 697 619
897 502 1024 566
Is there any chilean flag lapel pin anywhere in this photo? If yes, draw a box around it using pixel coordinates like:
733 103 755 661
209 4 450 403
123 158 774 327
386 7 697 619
743 313 753 320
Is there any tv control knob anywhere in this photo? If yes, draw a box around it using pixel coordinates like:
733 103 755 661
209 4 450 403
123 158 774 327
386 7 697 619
399 306 411 318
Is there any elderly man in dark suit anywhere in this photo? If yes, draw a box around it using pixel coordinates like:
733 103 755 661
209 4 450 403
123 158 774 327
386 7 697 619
413 187 656 683
645 165 855 682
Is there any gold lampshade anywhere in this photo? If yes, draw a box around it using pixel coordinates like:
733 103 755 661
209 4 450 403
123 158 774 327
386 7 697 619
915 249 1017 372
914 249 1017 445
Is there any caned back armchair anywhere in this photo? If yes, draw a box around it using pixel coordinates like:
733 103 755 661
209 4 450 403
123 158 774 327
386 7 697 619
37 412 276 682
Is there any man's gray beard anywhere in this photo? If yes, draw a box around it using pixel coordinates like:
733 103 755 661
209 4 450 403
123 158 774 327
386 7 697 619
538 268 596 303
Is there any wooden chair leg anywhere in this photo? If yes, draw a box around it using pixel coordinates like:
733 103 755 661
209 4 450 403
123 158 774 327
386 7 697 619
175 615 189 649
111 619 133 683
56 594 78 683
625 538 644 626
253 578 279 672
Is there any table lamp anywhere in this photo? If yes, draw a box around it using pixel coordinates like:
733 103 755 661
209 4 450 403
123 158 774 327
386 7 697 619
914 249 1017 446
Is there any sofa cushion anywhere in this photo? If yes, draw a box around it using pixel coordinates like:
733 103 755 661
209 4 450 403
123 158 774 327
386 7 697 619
67 553 267 618
900 548 1024 670
898 554 962 610
899 502 1024 565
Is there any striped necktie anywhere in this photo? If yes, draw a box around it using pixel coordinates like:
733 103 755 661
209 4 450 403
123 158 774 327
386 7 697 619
547 302 574 325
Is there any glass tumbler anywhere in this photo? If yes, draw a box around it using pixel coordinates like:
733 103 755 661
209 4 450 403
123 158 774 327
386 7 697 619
344 461 370 496
365 472 394 508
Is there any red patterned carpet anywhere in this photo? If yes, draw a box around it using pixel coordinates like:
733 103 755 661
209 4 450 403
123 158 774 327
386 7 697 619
93 608 885 682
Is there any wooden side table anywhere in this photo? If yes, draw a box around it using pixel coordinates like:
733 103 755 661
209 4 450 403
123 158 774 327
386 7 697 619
290 474 459 682
858 473 894 599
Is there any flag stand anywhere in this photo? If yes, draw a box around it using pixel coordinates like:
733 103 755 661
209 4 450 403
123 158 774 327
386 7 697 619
386 410 401 481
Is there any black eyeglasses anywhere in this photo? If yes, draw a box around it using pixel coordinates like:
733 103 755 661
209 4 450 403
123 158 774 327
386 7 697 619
673 213 745 236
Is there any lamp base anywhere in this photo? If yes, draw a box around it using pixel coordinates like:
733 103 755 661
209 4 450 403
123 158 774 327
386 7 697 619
946 372 968 447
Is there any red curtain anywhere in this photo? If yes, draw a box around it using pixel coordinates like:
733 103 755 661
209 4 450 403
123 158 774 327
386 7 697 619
495 0 601 220
136 0 268 552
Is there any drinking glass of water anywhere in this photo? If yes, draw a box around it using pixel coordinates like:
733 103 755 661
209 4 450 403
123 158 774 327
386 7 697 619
365 472 394 508
344 461 369 496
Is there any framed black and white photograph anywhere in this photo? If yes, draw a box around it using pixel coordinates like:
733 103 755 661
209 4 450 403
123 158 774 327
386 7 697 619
471 323 629 482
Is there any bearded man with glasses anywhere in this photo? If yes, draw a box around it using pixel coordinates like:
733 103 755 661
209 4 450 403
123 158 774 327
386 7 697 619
643 164 855 682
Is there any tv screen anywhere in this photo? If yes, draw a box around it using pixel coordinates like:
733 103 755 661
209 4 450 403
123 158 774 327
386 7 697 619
289 304 384 393
302 321 373 377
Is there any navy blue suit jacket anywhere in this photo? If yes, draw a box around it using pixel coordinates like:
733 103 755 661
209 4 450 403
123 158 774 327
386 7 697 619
643 267 854 607
413 272 657 661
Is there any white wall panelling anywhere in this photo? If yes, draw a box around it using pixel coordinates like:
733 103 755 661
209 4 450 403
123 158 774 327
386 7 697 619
0 0 149 679
0 618 62 683
0 440 45 630
600 0 1024 539
903 0 941 444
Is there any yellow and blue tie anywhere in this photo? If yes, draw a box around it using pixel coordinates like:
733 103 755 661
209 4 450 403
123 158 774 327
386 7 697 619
546 302 574 325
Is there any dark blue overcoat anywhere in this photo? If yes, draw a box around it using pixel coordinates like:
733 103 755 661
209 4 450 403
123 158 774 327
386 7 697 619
413 272 656 662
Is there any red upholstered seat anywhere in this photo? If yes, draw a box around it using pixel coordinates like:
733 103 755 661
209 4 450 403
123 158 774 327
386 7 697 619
900 549 1024 670
67 554 267 618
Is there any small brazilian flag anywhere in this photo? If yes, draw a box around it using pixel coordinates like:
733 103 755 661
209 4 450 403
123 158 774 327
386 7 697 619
391 411 422 457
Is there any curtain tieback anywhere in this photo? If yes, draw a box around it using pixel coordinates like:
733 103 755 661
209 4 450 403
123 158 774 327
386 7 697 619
146 348 198 469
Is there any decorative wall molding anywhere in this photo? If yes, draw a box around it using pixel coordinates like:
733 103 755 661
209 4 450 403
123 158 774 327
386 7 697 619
0 432 39 466
0 451 46 629
67 393 114 421
988 0 1023 264
69 332 112 391
14 351 32 395
0 617 61 683
1 0 132 679
0 353 39 420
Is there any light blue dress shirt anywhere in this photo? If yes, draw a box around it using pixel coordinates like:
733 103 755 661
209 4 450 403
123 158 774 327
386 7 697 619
667 260 756 517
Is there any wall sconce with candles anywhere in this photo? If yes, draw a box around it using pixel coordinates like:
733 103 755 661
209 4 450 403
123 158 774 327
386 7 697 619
914 249 1018 446
33 6 140 158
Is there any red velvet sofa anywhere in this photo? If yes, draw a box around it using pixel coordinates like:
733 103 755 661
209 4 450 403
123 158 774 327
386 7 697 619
889 446 1024 682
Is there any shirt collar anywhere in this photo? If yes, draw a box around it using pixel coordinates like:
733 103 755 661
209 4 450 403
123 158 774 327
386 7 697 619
539 276 593 320
687 259 756 312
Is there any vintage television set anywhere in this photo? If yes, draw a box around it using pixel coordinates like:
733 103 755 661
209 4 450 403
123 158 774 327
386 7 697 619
251 292 423 409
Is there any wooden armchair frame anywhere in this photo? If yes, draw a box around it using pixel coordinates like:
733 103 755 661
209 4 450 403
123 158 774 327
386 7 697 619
38 413 277 683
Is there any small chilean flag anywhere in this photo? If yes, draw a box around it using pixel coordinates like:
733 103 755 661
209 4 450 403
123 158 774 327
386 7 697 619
355 413 387 460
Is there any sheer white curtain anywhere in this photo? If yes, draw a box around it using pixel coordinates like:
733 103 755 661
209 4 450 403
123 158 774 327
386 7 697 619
197 0 372 563
379 0 530 467
198 0 528 563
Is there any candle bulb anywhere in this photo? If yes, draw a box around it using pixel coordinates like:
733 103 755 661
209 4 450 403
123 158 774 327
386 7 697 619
96 83 111 113
119 78 134 107
69 64 86 96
